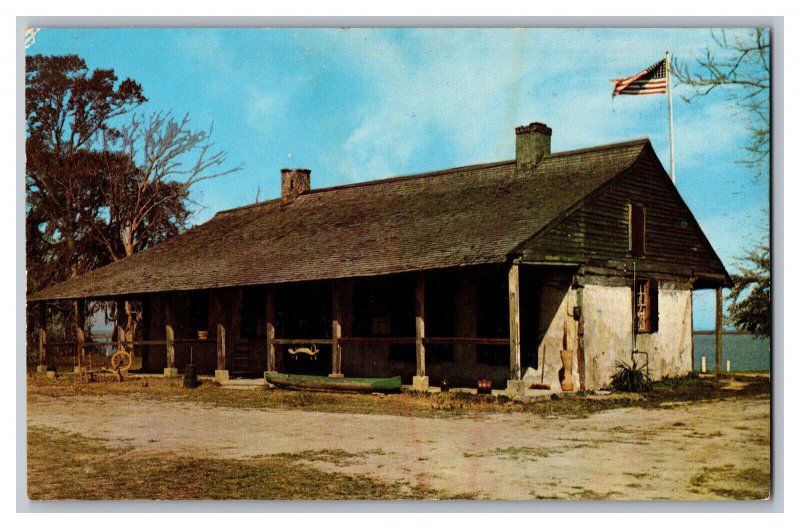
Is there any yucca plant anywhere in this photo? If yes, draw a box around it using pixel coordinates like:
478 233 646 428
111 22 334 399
610 358 652 393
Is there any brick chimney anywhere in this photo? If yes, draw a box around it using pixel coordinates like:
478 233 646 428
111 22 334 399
515 122 552 170
281 168 311 202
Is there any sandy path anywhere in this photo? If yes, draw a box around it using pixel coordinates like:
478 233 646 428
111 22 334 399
27 394 770 500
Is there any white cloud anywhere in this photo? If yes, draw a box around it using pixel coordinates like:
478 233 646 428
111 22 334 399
243 84 279 133
299 28 764 183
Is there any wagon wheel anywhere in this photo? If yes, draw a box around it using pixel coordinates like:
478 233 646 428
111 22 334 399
110 350 133 371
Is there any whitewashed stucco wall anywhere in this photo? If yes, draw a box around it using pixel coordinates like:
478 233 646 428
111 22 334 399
581 283 692 390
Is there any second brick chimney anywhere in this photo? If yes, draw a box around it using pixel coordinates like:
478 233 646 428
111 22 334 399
515 122 552 170
281 168 311 202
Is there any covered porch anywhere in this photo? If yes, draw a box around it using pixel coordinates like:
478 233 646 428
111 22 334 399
33 263 583 394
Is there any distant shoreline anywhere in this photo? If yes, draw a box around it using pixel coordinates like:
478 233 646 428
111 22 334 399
692 330 767 336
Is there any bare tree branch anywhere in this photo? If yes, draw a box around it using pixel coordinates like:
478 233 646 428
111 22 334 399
671 28 770 176
102 110 243 258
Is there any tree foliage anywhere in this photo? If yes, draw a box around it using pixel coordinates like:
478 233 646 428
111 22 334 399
672 28 770 175
26 54 147 280
26 54 242 359
726 243 771 337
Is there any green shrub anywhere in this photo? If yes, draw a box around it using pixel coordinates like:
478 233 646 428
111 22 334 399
610 359 652 393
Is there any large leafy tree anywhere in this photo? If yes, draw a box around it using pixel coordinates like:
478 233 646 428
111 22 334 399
26 54 146 350
26 54 146 283
27 55 242 362
726 243 770 337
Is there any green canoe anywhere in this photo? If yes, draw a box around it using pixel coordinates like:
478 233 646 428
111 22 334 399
264 372 402 393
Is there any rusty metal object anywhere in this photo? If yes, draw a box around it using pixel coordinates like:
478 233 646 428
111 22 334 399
111 350 133 371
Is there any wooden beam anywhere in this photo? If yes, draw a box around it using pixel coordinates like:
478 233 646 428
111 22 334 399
75 327 85 371
338 337 415 345
38 302 46 332
165 325 175 369
415 273 426 378
715 287 723 377
423 337 510 346
116 298 126 352
690 291 695 373
272 338 333 345
217 323 226 371
38 328 46 370
330 282 343 378
76 299 86 332
37 303 47 371
265 288 276 373
508 264 521 380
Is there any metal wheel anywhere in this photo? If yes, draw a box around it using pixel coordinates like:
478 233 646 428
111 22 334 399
110 350 133 371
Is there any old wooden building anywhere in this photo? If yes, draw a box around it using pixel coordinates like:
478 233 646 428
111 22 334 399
28 122 730 393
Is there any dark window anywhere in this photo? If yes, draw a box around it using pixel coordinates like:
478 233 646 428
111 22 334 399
276 282 331 339
634 279 659 333
188 291 209 336
425 275 456 364
630 203 646 257
353 276 415 363
241 287 267 339
476 270 509 366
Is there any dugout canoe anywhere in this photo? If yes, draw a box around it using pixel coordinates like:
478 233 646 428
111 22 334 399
264 373 402 393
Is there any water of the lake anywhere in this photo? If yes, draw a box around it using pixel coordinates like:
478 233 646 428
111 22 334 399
692 333 771 372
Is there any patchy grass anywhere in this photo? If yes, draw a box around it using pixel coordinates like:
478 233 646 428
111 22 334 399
463 445 566 462
532 486 617 501
494 446 556 461
27 372 771 420
27 426 468 500
688 464 770 500
270 448 386 467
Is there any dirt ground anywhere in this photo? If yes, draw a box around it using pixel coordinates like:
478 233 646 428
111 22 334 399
27 390 770 500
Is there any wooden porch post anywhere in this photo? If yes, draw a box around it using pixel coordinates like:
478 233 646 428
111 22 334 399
75 327 85 374
75 299 86 373
37 329 47 373
37 303 47 373
715 286 723 377
508 264 522 380
165 325 176 377
690 289 695 374
164 295 178 377
330 282 344 378
507 263 525 395
115 298 126 352
413 273 429 391
216 323 229 382
265 288 277 373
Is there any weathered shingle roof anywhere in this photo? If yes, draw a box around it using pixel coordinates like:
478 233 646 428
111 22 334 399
29 139 650 301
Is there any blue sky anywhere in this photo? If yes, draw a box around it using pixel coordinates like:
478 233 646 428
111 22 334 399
26 27 770 330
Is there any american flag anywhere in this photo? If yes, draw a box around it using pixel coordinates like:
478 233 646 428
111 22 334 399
611 59 667 96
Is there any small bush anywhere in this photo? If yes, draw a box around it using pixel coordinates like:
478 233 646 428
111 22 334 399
610 359 652 393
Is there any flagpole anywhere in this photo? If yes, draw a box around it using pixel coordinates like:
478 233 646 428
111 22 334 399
666 51 675 185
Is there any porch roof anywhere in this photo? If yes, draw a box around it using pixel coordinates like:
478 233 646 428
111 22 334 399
29 139 650 301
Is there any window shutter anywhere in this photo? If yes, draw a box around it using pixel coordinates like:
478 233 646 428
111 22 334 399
649 279 659 333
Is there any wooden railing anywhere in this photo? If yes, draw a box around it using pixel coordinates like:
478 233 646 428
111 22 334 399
35 325 510 374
